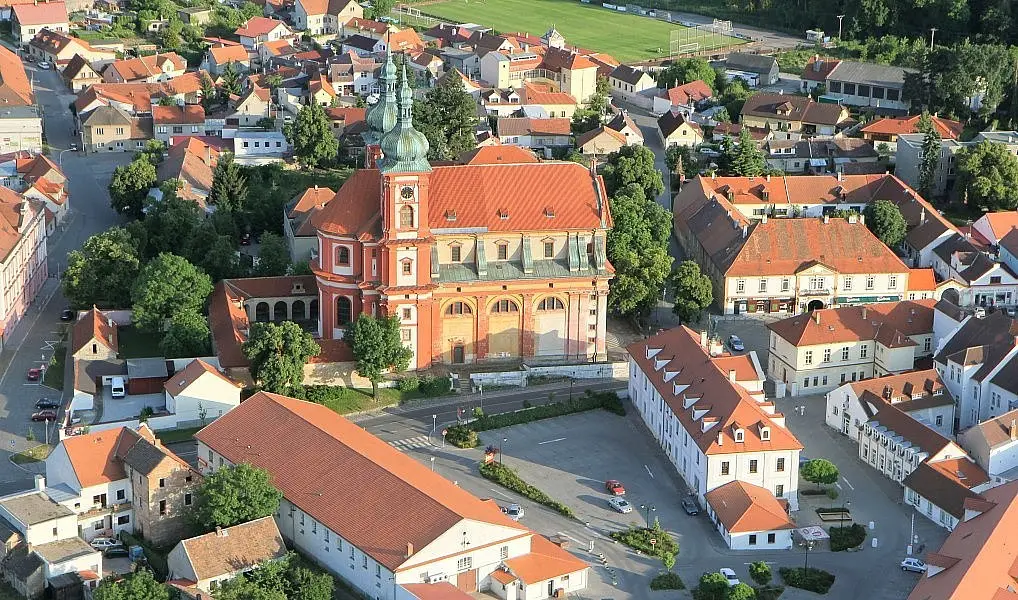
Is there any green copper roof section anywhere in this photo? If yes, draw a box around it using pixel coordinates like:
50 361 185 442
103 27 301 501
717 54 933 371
365 48 398 140
380 64 431 174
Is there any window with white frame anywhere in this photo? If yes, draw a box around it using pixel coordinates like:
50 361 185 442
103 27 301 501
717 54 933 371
737 279 745 293
823 348 831 362
805 350 813 365
866 275 875 290
456 557 472 572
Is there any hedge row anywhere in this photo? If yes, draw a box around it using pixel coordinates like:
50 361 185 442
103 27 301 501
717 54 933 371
471 391 625 432
779 567 835 594
479 461 574 517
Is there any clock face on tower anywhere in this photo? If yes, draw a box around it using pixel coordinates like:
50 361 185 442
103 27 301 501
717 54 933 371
400 186 415 199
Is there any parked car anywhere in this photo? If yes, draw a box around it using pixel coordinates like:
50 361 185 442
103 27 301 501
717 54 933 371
35 398 60 410
974 307 987 318
31 410 56 421
104 546 129 558
90 537 123 551
59 308 75 321
719 568 740 586
607 496 632 514
901 558 926 573
605 479 625 495
37 61 51 70
26 367 41 381
727 334 744 352
681 496 699 515
502 503 524 521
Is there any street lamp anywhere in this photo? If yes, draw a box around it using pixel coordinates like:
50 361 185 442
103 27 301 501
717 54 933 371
430 414 436 443
836 14 845 40
803 540 814 573
56 147 75 170
430 457 435 471
479 384 483 413
501 437 508 465
640 504 656 528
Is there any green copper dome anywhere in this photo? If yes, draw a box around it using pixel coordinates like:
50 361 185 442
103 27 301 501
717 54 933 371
380 65 431 174
365 49 399 140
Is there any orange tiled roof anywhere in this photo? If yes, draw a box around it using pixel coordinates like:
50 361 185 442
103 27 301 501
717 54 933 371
71 306 118 355
801 55 840 82
908 267 936 291
520 82 576 106
704 480 794 533
849 368 946 406
979 211 1018 242
261 39 295 56
903 457 989 519
503 535 588 585
58 427 129 487
767 299 936 347
860 115 964 140
388 27 424 52
0 44 34 106
179 516 287 580
541 45 597 71
575 125 626 151
403 583 475 600
667 80 713 106
209 45 249 65
235 16 290 37
152 104 205 124
288 186 335 219
195 392 529 570
457 144 539 165
163 359 238 397
12 1 66 26
107 52 185 82
498 116 571 137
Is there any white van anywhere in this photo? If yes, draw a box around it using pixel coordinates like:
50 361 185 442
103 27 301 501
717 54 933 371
111 377 125 398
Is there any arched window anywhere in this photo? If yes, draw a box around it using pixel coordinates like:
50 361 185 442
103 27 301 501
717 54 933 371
336 246 351 266
292 300 306 321
255 302 270 322
538 297 565 311
445 302 472 316
399 205 414 228
273 301 288 323
336 296 352 325
309 299 319 322
491 299 519 313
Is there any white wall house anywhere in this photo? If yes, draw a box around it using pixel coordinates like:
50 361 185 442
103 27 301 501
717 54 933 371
960 408 1018 478
163 359 242 427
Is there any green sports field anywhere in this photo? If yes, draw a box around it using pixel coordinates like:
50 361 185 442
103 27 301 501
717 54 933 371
408 0 745 62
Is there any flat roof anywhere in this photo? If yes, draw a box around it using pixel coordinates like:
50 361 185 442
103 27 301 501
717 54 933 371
32 537 97 564
0 492 73 526
126 358 168 379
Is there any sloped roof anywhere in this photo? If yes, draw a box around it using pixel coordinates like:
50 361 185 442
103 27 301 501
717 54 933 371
0 44 34 106
971 408 1018 450
741 92 846 126
195 392 529 571
152 104 205 124
767 299 935 347
610 64 651 85
498 117 571 137
519 82 576 106
503 535 588 585
209 45 249 65
848 369 948 411
179 516 287 580
541 46 596 71
575 125 627 150
61 54 98 82
902 458 989 519
71 306 118 355
658 110 702 139
704 480 794 533
457 144 540 165
725 52 777 74
163 359 238 397
107 52 185 82
861 115 964 140
12 1 67 26
667 80 713 106
235 16 289 37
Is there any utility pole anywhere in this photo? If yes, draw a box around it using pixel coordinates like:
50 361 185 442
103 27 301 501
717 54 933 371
929 28 938 50
836 15 845 40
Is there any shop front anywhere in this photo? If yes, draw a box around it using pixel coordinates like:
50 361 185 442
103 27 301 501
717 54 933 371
737 297 796 314
833 294 902 306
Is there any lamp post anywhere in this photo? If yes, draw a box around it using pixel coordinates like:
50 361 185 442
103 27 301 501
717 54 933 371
57 147 75 170
479 384 483 413
431 414 436 443
640 504 656 528
803 540 814 572
836 14 845 40
430 457 435 471
501 437 508 465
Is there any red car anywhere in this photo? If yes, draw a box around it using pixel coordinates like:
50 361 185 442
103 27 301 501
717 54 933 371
31 410 57 422
26 368 41 381
605 480 626 496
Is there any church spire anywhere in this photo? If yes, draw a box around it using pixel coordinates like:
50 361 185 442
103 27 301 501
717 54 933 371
365 47 399 140
379 63 431 174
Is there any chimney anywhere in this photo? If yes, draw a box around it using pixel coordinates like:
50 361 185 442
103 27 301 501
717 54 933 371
1011 419 1017 441
761 214 768 224
920 207 926 223
766 173 771 182
700 329 708 349
728 369 736 382
823 214 830 224
813 311 820 325
813 54 821 72
837 171 844 182
34 475 45 491
742 224 748 238
862 306 868 319
406 542 414 557
859 214 865 225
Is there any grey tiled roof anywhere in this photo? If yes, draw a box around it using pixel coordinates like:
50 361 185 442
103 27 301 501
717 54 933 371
438 258 610 283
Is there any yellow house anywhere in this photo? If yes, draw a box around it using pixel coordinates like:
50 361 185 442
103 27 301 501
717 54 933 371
740 92 849 136
657 110 703 148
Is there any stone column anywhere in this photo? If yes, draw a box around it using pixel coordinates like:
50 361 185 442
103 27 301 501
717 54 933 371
475 295 489 360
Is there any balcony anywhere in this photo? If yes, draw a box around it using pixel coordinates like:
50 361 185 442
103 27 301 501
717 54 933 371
78 501 131 519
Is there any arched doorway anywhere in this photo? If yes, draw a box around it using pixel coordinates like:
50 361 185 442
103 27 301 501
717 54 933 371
807 300 824 312
255 302 270 322
292 300 306 321
336 296 352 326
488 298 521 358
441 301 474 363
273 301 288 322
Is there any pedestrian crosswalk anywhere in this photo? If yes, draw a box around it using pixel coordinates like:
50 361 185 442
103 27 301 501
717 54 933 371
389 436 432 451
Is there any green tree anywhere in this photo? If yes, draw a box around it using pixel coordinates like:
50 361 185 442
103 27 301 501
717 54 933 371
727 582 757 600
94 569 168 600
192 463 282 531
665 145 698 181
602 145 664 200
255 232 291 276
215 578 287 600
62 228 141 309
695 571 730 600
749 561 772 586
109 157 157 218
344 314 413 400
209 153 248 212
607 183 673 316
200 72 217 110
137 139 165 164
720 129 766 176
801 458 840 490
413 74 477 160
286 566 335 600
570 76 611 133
142 195 203 258
219 61 242 100
186 222 243 281
160 309 212 358
370 0 395 19
656 57 717 90
956 139 1018 210
283 102 339 168
661 552 676 572
863 199 908 249
916 112 941 198
242 321 321 392
131 253 214 333
669 260 713 323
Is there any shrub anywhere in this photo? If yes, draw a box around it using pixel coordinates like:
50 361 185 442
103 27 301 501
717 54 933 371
828 523 866 551
779 567 835 594
445 425 478 448
396 376 420 392
469 392 625 431
749 560 772 586
608 523 679 560
649 572 685 590
478 461 573 517
418 375 452 397
522 399 533 408
755 585 785 600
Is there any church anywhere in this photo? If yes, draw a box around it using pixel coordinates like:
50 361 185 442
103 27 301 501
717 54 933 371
309 51 614 369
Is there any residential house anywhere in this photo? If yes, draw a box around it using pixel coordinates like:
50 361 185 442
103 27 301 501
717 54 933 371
163 359 242 427
930 233 1018 308
71 306 117 360
232 130 289 163
896 131 1018 198
575 126 626 157
152 104 206 144
1001 229 1018 279
960 408 1018 479
44 424 200 546
102 52 186 83
605 111 643 145
341 34 383 57
905 480 1018 600
724 52 779 86
972 211 1018 247
325 106 365 141
12 1 67 44
308 74 337 106
293 0 362 35
860 114 964 143
16 153 69 225
822 60 915 111
0 45 42 155
763 138 879 174
902 452 991 530
202 45 251 76
518 83 577 119
767 299 937 395
825 369 954 442
628 326 801 549
496 117 571 158
60 55 102 92
421 22 474 48
284 185 335 263
195 392 590 599
608 64 656 103
156 136 221 211
80 105 153 153
259 39 297 63
933 308 1018 429
0 187 46 349
481 88 524 118
657 110 703 148
673 194 910 315
385 27 425 54
479 43 599 105
229 85 272 127
740 92 849 137
235 16 295 49
652 79 714 115
409 51 443 80
439 49 481 80
28 28 115 66
339 16 388 40
166 517 287 596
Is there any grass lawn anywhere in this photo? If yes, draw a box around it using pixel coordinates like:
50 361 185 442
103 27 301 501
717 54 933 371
155 426 203 444
408 0 744 62
11 445 52 465
43 340 66 391
116 326 164 359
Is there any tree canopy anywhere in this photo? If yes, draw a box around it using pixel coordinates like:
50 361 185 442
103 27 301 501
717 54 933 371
413 75 477 160
916 112 942 198
62 228 141 309
93 569 167 600
670 261 713 323
131 253 213 333
242 321 321 393
801 458 840 488
602 145 665 200
607 183 673 317
571 76 611 134
727 583 757 600
255 232 292 277
142 195 203 257
160 309 212 358
215 554 334 600
656 58 718 91
955 139 1018 210
209 153 248 212
109 157 157 218
749 561 772 586
284 102 339 169
719 129 768 177
192 463 282 531
863 199 908 249
694 571 730 600
344 314 413 399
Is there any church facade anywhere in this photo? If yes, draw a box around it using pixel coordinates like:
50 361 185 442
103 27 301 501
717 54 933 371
310 52 614 369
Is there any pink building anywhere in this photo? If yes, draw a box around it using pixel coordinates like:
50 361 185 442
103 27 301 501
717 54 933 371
0 187 47 349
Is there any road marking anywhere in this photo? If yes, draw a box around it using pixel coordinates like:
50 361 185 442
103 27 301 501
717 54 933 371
388 436 431 451
744 561 776 565
556 531 583 544
488 488 514 500
842 477 854 490
538 437 566 445
836 482 843 490
23 383 40 387
644 464 654 478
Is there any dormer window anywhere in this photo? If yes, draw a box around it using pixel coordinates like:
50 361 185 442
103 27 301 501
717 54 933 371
498 208 509 220
760 426 771 441
734 429 745 443
544 206 555 218
445 209 457 221
450 243 462 262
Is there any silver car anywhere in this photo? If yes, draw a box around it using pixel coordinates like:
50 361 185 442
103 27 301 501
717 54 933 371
504 503 524 521
608 496 632 513
901 558 926 573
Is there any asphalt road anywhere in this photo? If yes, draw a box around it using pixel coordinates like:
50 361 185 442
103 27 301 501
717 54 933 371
0 64 129 494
